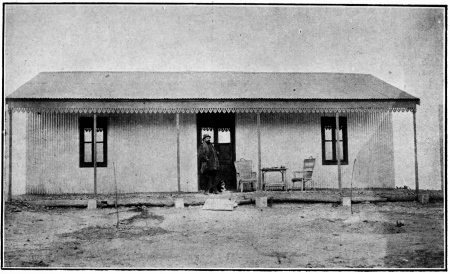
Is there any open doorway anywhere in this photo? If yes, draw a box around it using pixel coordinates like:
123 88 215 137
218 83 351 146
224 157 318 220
197 113 236 191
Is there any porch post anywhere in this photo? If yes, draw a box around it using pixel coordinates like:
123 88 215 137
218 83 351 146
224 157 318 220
93 113 97 195
176 113 181 192
335 113 342 196
439 105 443 192
257 112 262 190
8 107 13 201
413 109 419 200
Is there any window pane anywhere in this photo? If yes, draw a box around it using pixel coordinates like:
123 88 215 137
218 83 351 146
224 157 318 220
338 141 344 160
84 128 92 142
84 143 92 162
96 143 104 162
96 128 104 142
324 126 333 141
201 127 214 143
218 128 230 143
338 127 343 141
325 141 333 160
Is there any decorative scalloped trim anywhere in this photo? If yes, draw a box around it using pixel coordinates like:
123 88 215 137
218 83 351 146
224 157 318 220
11 107 416 114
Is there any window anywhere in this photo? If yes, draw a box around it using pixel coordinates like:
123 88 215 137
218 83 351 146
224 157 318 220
201 127 215 143
79 117 107 167
321 117 348 165
218 128 231 144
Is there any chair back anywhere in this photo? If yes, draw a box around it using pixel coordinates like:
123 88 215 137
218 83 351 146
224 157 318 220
303 157 316 180
234 158 253 179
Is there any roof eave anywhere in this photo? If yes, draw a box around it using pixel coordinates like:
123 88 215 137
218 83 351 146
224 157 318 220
6 98 418 114
5 97 421 103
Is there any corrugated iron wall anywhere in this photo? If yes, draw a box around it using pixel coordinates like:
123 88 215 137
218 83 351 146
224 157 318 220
179 113 199 192
5 109 27 196
26 112 90 194
348 111 395 189
100 113 179 194
25 111 394 194
236 112 395 189
25 112 197 194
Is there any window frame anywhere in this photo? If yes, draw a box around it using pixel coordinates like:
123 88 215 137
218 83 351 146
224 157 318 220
321 116 348 165
79 117 108 168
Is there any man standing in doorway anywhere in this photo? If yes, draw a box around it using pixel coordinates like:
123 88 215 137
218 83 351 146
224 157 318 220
198 134 219 194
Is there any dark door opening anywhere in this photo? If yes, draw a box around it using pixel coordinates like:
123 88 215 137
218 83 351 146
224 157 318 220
197 113 236 191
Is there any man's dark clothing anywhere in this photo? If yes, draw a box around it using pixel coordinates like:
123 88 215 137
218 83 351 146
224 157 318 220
198 141 219 192
202 170 218 193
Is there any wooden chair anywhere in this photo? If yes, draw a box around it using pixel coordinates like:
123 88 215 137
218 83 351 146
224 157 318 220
291 157 316 191
234 158 257 192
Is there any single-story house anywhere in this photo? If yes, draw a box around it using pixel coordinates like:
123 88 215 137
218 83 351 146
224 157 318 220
5 71 420 197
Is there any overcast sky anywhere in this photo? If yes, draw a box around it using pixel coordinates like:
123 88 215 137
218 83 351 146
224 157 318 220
3 4 445 188
4 5 443 96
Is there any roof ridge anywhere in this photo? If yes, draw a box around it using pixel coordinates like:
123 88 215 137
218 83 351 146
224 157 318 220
39 71 370 76
7 97 418 100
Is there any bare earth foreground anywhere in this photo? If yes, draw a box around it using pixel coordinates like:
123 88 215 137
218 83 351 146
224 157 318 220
3 200 445 269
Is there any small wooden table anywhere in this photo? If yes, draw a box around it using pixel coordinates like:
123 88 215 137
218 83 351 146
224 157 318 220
262 167 288 191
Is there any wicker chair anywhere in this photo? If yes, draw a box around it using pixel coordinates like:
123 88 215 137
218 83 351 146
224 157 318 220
234 158 257 192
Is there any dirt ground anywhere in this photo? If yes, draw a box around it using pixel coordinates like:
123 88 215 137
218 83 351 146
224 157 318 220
3 199 445 269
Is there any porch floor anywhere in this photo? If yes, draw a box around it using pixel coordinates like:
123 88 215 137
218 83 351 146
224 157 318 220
10 189 443 208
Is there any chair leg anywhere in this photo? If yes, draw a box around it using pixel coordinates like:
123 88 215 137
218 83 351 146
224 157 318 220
311 180 316 191
305 180 315 191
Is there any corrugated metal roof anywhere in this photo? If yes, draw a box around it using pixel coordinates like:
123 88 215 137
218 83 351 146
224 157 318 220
6 71 419 101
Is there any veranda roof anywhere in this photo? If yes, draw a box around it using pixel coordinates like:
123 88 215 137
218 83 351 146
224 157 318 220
6 71 420 113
